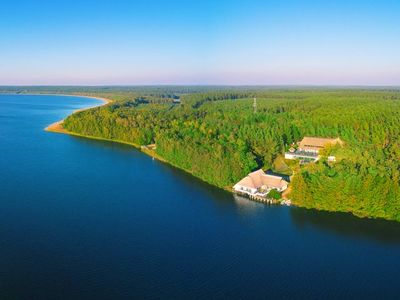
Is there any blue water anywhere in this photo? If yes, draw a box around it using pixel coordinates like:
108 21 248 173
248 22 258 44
1 94 400 299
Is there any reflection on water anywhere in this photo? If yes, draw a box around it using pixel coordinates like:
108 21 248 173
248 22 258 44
71 135 136 154
73 134 400 245
233 194 266 215
290 207 400 245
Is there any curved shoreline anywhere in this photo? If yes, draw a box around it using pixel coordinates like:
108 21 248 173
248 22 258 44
44 95 112 133
44 94 168 163
41 94 398 222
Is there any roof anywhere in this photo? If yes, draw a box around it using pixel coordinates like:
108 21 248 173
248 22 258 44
235 175 258 189
234 169 288 190
299 137 342 151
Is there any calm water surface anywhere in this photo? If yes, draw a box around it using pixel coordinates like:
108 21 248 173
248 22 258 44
1 94 400 299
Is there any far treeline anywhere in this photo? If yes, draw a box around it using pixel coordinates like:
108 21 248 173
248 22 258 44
11 86 399 221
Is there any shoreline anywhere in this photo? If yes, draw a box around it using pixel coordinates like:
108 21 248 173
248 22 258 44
44 94 112 133
44 94 232 191
44 93 169 164
43 94 282 195
43 95 304 208
41 94 399 222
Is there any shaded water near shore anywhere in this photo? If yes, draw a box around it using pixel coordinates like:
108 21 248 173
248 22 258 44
1 94 400 299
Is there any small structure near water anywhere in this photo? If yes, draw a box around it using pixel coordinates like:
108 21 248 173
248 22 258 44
233 169 288 202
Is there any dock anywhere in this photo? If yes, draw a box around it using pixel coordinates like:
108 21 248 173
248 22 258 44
234 190 279 204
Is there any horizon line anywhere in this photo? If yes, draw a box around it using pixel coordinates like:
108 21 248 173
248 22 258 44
1 84 400 88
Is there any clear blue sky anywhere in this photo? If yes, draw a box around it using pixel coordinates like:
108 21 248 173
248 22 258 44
1 0 399 85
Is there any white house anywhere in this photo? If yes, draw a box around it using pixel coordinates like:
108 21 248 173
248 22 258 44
233 169 288 197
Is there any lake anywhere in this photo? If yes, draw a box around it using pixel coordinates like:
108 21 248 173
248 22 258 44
1 94 400 299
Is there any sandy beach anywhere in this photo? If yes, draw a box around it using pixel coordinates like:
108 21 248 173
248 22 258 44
44 94 112 133
44 94 168 163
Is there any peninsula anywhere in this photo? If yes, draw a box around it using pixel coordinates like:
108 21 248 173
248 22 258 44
16 86 399 223
45 95 113 134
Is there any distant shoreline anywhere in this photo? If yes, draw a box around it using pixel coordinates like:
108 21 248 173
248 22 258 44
44 94 168 163
44 94 112 133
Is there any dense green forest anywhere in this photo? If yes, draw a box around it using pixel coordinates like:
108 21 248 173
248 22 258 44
9 87 399 221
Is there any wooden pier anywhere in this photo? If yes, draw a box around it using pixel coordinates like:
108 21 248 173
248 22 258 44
234 190 279 205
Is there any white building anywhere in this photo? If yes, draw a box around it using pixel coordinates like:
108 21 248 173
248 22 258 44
233 169 288 197
285 136 342 161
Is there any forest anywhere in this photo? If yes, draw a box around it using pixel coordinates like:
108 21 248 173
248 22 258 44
7 87 398 221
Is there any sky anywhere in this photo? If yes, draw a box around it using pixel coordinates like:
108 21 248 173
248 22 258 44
0 0 399 85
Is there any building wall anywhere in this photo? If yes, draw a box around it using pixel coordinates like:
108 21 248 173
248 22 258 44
233 185 257 195
285 153 296 160
299 147 319 154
